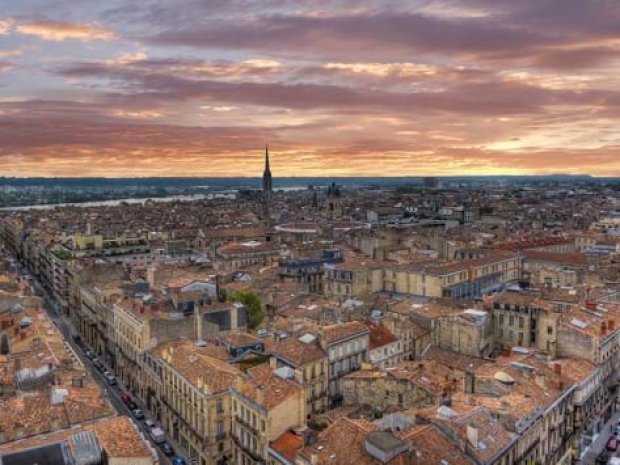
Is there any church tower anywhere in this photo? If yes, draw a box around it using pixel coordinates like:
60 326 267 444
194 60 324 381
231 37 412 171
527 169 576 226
260 145 273 225
262 145 273 195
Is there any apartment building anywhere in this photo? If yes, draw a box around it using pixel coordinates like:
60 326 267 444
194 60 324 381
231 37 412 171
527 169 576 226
143 340 243 465
270 335 329 416
230 364 306 465
364 321 403 369
323 253 521 300
489 292 563 354
216 241 282 270
318 321 370 406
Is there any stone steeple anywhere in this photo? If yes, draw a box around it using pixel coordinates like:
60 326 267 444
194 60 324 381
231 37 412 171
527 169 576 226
262 145 272 194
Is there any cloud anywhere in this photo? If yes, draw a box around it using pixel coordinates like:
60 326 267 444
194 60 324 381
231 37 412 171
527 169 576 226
0 99 618 177
1 1 619 177
0 18 14 35
57 59 620 119
323 62 437 77
149 13 557 60
16 21 115 41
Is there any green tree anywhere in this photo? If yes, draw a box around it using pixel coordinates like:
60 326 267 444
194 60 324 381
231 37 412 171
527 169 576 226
229 291 265 330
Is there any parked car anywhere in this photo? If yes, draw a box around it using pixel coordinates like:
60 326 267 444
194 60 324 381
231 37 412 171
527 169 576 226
131 409 144 419
103 371 117 385
160 442 175 456
143 419 156 429
148 426 165 444
121 394 140 409
84 350 94 359
607 436 618 452
172 457 187 465
92 359 104 371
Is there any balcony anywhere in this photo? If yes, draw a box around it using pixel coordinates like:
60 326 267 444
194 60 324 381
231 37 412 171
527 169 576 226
231 433 265 464
235 415 259 434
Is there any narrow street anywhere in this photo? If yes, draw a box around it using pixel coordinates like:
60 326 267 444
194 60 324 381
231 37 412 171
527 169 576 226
582 410 620 465
23 267 175 465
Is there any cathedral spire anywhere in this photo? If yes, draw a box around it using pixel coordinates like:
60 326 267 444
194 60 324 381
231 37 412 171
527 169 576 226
262 144 273 194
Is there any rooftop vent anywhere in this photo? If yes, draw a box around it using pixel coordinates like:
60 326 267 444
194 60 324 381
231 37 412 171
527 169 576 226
365 432 409 464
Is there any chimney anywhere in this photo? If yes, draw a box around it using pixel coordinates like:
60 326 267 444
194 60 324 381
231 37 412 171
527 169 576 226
311 453 318 465
601 322 607 335
256 387 264 405
535 371 546 389
464 364 475 394
466 424 478 448
553 363 562 376
585 300 596 310
195 304 203 340
609 320 616 332
147 265 157 288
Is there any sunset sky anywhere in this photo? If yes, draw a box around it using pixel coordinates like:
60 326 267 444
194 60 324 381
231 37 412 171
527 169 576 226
0 0 619 177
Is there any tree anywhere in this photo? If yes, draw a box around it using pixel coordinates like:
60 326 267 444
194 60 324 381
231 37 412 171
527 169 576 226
0 333 9 355
229 290 265 330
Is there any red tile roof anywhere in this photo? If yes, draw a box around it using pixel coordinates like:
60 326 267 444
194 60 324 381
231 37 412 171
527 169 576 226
365 321 398 350
270 430 303 463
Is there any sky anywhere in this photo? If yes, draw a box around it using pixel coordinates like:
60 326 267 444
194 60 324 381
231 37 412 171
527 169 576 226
0 0 619 177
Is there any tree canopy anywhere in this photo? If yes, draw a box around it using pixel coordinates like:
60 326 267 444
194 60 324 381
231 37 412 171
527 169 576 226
229 290 265 330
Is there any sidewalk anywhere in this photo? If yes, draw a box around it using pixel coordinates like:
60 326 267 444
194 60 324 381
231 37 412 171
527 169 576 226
582 410 620 465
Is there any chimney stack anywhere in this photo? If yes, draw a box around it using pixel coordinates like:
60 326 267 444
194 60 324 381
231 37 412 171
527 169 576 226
195 304 203 340
465 364 475 394
147 265 157 288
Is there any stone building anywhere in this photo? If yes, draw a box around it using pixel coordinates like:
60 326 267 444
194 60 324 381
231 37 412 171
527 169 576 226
230 364 306 465
342 360 460 411
434 308 494 358
318 321 370 407
143 340 242 465
270 334 329 416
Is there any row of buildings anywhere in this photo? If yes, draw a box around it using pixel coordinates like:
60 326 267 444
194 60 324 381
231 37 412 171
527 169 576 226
1 170 619 465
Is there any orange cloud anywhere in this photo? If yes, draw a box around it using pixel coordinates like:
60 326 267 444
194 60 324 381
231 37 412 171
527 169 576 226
16 21 115 42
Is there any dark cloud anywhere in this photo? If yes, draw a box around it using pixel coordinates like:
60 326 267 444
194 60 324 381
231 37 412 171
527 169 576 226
57 60 620 118
148 13 558 60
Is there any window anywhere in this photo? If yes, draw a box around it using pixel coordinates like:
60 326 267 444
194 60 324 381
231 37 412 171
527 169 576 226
547 326 553 335
261 419 266 432
509 316 514 326
519 317 524 328
216 399 224 414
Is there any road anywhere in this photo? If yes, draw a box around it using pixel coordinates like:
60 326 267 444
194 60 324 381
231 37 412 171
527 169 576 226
581 410 620 465
21 266 175 465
